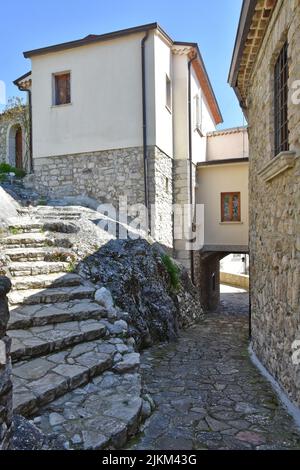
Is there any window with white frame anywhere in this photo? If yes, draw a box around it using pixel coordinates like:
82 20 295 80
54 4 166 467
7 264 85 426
166 74 172 111
193 92 203 134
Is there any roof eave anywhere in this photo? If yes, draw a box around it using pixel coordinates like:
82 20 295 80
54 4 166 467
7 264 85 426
197 157 249 168
228 0 257 88
13 71 32 87
23 22 160 58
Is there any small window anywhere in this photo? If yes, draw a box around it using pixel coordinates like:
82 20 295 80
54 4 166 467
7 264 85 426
53 72 71 106
221 192 241 222
194 93 203 134
166 75 172 111
165 177 169 194
274 42 289 156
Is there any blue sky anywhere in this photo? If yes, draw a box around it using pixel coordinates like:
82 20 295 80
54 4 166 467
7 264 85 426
0 0 244 128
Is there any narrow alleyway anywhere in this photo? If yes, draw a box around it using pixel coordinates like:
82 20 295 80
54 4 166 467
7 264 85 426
127 287 300 450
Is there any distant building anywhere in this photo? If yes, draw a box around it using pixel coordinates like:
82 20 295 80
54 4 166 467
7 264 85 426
0 104 29 171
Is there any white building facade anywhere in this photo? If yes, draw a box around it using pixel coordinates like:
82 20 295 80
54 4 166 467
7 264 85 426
15 23 223 256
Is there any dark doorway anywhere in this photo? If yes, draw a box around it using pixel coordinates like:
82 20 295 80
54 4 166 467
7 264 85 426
15 127 23 169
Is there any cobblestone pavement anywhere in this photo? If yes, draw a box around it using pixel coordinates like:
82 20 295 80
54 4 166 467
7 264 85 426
127 290 300 450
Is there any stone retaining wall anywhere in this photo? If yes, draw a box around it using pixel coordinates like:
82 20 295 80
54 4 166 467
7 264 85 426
247 0 300 405
220 272 249 290
0 276 12 450
28 145 174 248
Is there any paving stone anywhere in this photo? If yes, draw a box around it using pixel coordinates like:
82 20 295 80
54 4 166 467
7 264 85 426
113 353 140 373
127 293 300 450
34 372 143 450
9 320 106 361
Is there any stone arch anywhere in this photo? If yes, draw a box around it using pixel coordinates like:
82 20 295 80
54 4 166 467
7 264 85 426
7 123 24 169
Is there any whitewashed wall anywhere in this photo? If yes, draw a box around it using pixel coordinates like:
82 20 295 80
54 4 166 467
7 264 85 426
207 129 249 161
196 162 249 248
153 34 173 158
31 32 156 158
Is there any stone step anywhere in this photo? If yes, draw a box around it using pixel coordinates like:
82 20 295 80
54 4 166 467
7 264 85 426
9 300 106 329
35 213 81 220
9 261 70 277
31 372 143 449
8 283 95 306
9 319 107 363
11 272 82 291
7 219 44 233
12 338 119 416
4 247 73 262
0 233 49 248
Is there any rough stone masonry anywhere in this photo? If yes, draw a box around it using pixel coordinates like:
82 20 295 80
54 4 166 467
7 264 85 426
247 0 300 406
0 276 12 450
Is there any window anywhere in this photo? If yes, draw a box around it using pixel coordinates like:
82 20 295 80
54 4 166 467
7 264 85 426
274 42 289 156
53 72 71 106
194 93 203 134
166 74 172 111
221 192 241 222
165 177 169 194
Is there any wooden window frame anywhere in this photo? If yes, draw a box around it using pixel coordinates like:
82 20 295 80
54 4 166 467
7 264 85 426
194 93 203 135
221 192 241 222
274 42 289 156
166 74 172 112
53 71 71 106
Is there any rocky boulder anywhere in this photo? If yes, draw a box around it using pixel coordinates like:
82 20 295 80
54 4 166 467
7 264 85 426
80 239 203 349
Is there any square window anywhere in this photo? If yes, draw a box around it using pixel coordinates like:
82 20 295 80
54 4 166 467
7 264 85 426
53 72 71 106
221 192 241 222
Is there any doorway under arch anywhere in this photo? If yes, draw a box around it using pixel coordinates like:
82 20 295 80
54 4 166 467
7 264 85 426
8 124 23 169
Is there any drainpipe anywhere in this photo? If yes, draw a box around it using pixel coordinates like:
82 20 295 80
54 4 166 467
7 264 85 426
188 54 197 284
18 85 33 174
141 32 150 234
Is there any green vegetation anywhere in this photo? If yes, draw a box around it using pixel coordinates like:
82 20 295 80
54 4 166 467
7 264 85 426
0 162 26 179
66 261 76 273
37 198 47 206
9 227 23 235
161 254 180 292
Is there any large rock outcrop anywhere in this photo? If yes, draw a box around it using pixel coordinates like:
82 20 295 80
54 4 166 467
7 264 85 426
80 239 203 349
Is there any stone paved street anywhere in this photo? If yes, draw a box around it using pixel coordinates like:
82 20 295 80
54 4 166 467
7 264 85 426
127 289 300 450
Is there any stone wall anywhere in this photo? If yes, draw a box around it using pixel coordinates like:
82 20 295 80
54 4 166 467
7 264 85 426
29 145 174 248
0 108 29 169
173 159 197 272
0 277 12 450
194 251 223 311
148 147 173 249
247 0 300 405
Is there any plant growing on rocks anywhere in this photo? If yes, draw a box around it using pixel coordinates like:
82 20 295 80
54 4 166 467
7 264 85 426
161 254 180 293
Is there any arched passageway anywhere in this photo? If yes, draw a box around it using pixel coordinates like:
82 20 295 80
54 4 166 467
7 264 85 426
8 124 23 169
195 250 249 313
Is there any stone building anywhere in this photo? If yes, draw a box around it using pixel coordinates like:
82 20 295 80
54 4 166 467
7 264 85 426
0 104 29 171
229 0 300 406
15 22 250 310
14 23 223 254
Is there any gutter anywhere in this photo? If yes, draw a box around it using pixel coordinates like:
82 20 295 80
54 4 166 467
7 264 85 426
188 54 197 284
141 31 150 234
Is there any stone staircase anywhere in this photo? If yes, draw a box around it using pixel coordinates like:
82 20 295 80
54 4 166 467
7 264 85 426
0 212 145 449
